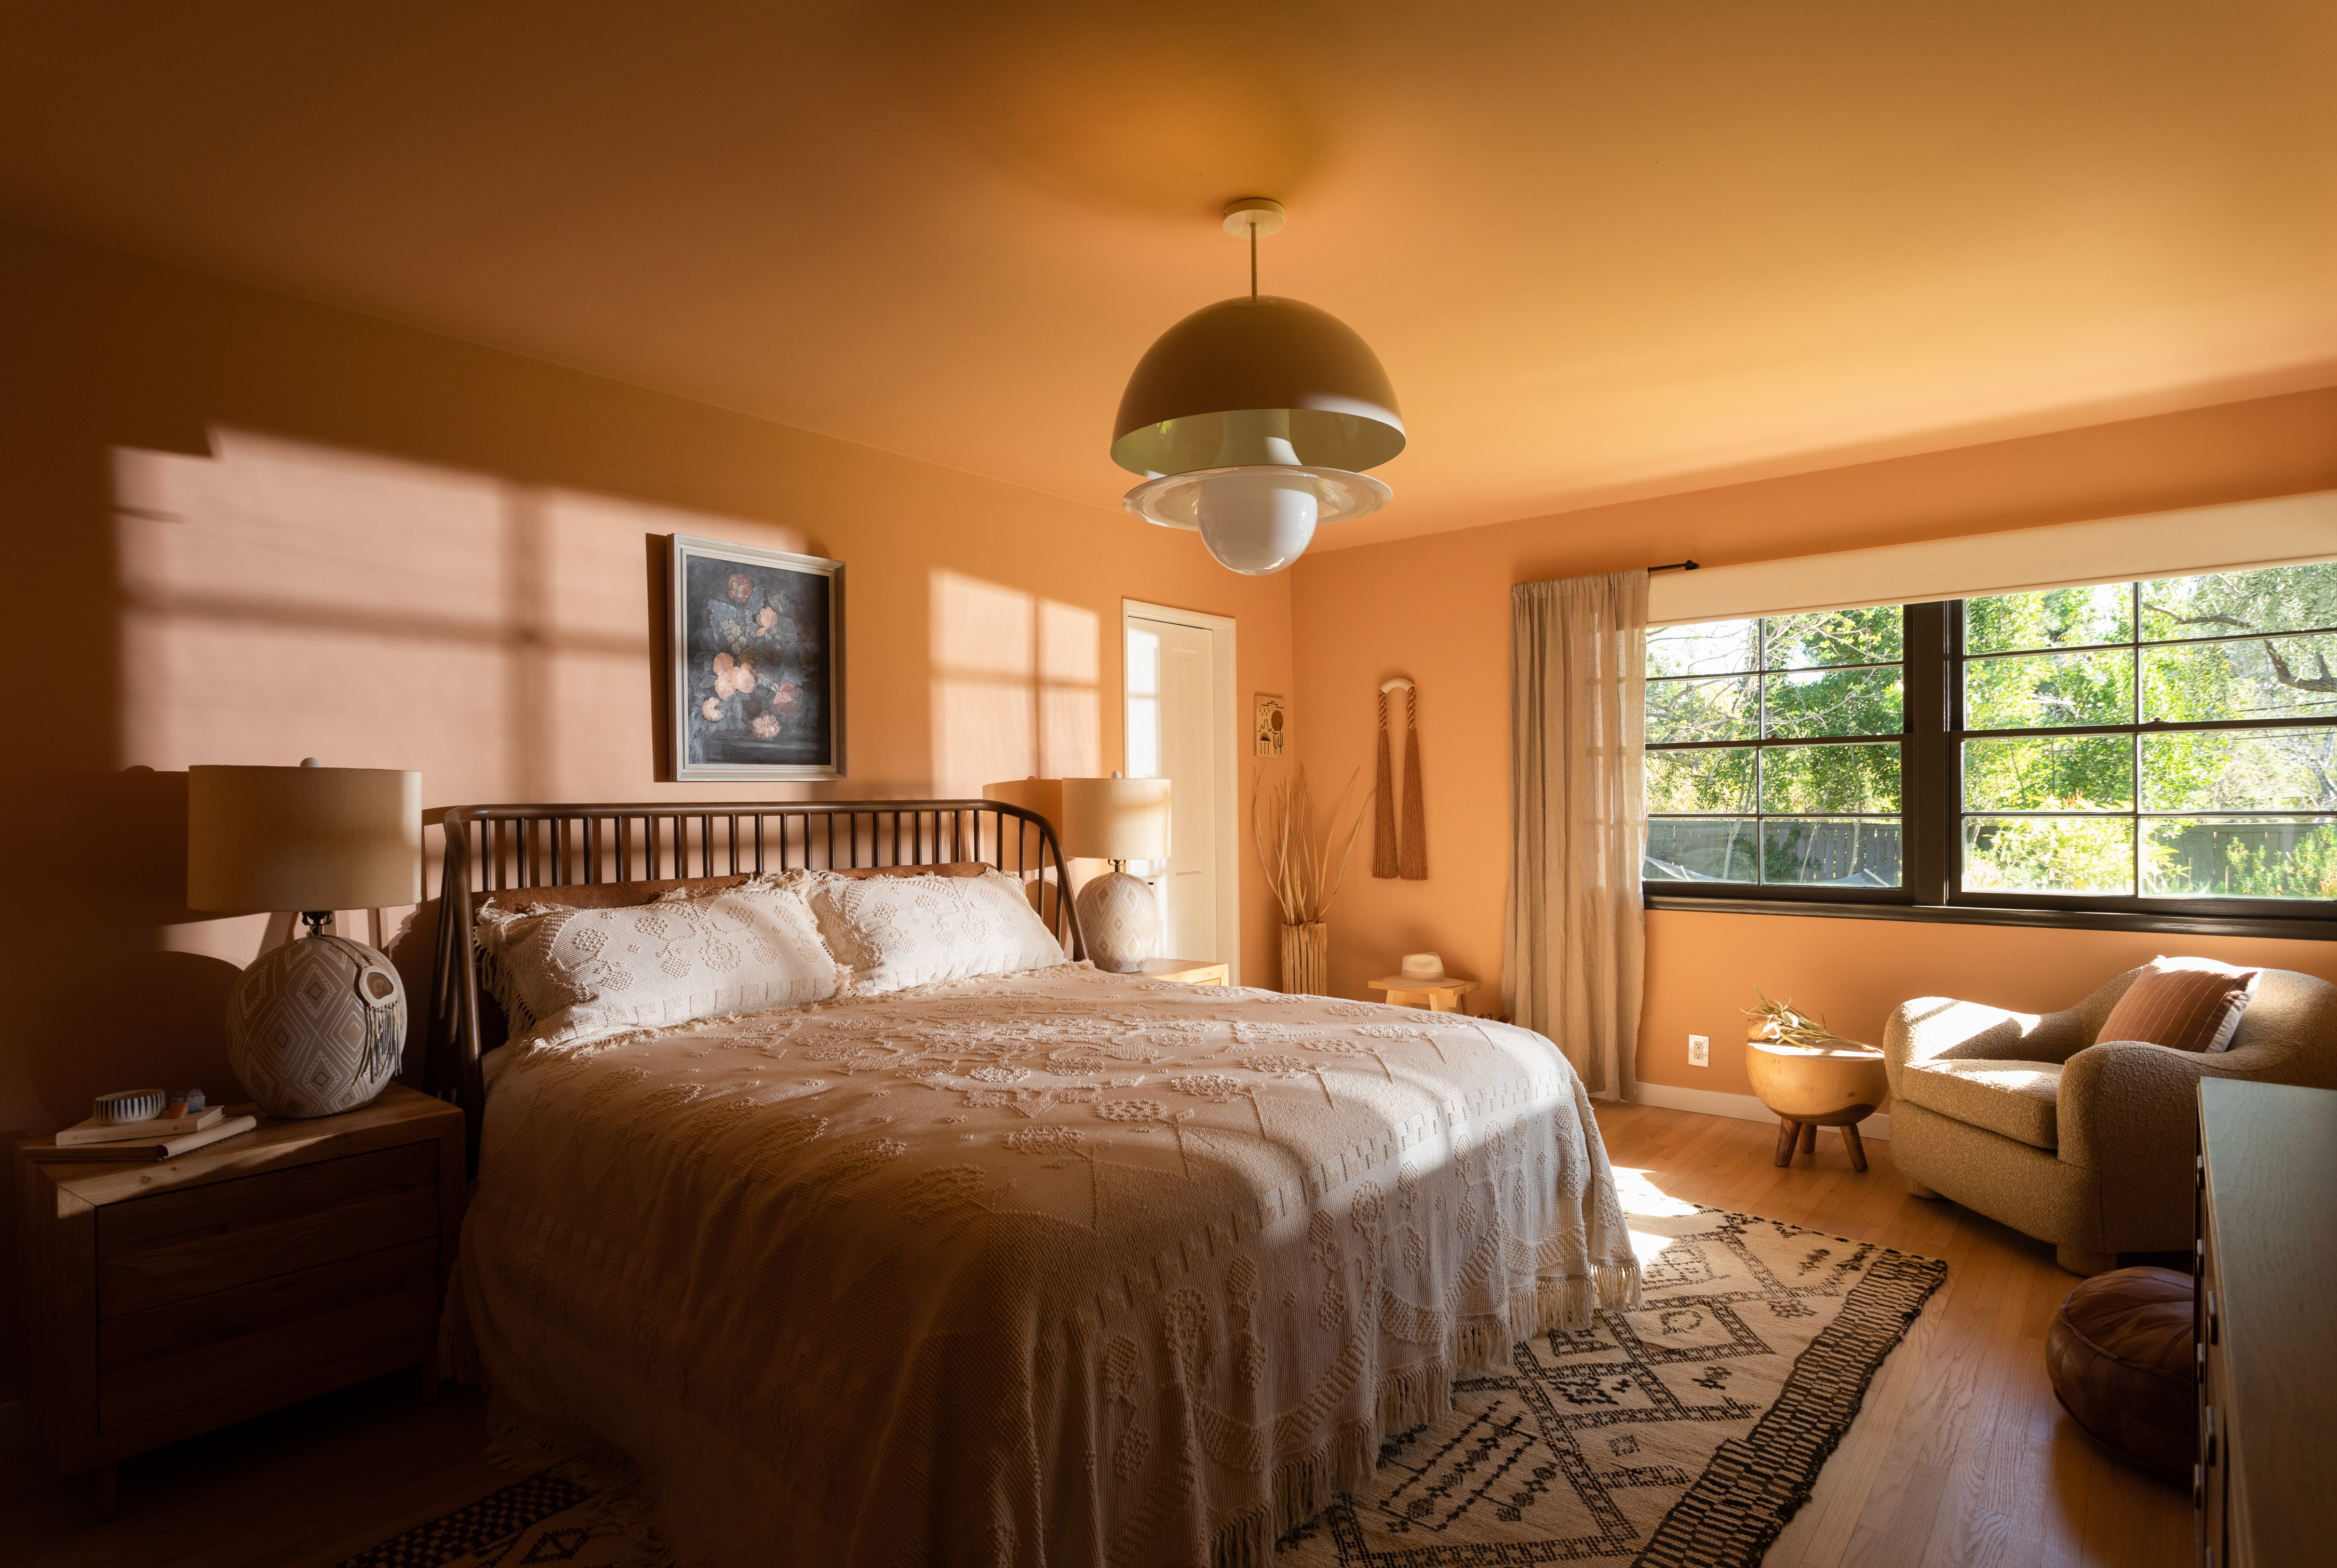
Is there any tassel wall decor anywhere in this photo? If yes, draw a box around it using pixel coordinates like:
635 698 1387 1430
1373 678 1428 879
1372 685 1400 877
1399 681 1427 879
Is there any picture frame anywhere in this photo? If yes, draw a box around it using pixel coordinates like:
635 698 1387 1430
1254 693 1286 757
669 534 845 781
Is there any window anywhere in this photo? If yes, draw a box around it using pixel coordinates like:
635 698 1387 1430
1644 608 1905 890
1960 567 2337 903
1644 561 2337 926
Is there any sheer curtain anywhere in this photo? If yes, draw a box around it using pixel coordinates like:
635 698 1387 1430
1503 571 1647 1098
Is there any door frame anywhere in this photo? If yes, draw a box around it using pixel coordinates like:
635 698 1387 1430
1121 599 1241 987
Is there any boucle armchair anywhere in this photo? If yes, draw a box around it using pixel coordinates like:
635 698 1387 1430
1883 965 2337 1276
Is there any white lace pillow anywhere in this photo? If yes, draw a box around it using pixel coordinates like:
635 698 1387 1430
798 868 1070 995
474 881 843 1047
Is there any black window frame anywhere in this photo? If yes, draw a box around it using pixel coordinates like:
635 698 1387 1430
1641 610 1912 906
1644 597 2337 940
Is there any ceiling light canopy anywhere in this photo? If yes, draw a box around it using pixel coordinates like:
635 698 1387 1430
1111 198 1403 574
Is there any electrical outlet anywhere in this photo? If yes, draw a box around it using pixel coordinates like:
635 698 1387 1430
1687 1034 1710 1067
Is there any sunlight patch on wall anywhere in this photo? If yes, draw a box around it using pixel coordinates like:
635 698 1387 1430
1039 597 1101 784
931 570 1099 796
115 427 810 961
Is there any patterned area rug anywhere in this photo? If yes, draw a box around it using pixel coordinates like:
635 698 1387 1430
336 1472 652 1568
1277 1205 1946 1567
345 1207 1940 1568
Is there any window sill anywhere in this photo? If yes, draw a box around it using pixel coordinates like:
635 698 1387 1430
1643 894 2337 942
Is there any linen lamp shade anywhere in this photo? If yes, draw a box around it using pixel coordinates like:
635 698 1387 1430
189 763 422 914
982 777 1065 832
1061 777 1171 863
187 760 421 1121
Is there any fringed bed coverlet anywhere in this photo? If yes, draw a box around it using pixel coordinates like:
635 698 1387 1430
444 967 1641 1567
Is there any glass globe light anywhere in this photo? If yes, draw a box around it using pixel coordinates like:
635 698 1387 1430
1121 462 1392 574
1196 470 1319 575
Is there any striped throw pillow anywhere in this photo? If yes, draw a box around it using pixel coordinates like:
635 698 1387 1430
2097 956 2263 1054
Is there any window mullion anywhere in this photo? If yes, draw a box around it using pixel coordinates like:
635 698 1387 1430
1902 601 1951 905
1755 620 1768 886
2130 582 2142 897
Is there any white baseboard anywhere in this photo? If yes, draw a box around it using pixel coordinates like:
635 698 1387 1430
0 1398 31 1453
1628 1080 1890 1142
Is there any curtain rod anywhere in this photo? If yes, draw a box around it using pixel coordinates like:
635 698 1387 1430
1648 560 1701 573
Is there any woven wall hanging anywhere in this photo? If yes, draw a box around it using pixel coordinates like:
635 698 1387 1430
1372 678 1427 879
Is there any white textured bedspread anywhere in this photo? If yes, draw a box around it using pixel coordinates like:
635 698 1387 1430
447 967 1639 1567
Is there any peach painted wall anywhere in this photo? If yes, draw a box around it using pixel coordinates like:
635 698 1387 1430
1290 384 2337 1093
0 223 1296 1391
1646 913 2337 1101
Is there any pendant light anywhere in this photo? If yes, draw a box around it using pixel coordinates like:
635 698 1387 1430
1111 198 1404 575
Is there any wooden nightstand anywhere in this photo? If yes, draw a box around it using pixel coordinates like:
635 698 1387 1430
14 1082 464 1516
1141 958 1231 986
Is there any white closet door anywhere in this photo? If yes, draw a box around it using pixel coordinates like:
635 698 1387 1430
1128 616 1217 961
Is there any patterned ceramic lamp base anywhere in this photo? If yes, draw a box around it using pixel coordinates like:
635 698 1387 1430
1076 869 1158 974
226 932 408 1118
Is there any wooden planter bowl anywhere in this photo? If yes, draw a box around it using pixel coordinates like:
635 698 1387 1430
1745 1036 1888 1171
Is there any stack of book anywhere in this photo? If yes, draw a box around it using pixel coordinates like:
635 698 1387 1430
26 1103 259 1162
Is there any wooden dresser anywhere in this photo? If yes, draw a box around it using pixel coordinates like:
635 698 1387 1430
2194 1078 2337 1568
14 1084 464 1514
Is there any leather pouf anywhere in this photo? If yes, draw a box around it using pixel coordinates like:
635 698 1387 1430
2044 1265 2195 1481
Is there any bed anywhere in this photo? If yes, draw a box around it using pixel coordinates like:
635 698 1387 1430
424 800 1640 1567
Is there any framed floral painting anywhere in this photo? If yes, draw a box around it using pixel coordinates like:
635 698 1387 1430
669 534 844 780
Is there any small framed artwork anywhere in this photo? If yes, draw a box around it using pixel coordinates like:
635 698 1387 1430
669 534 844 781
1254 694 1286 757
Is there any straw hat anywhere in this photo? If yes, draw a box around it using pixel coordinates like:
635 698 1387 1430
1395 951 1452 985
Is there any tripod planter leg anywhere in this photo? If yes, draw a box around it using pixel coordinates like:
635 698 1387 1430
1774 1119 1799 1167
1841 1123 1868 1172
1797 1122 1818 1156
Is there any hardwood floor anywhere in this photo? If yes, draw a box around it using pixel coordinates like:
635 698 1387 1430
0 1103 2190 1566
1591 1101 2191 1568
0 1372 506 1568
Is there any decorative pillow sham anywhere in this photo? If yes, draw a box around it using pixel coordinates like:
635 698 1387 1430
2097 955 2263 1054
796 867 1069 995
475 881 843 1047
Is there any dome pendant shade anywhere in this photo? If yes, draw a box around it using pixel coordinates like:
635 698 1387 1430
1110 296 1405 478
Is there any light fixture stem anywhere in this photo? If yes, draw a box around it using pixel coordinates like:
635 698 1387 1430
1249 220 1257 298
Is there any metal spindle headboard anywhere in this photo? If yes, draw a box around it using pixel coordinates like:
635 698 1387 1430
425 799 1084 1157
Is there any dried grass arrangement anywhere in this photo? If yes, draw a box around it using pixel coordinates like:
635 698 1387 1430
1743 989 1850 1050
1252 763 1371 926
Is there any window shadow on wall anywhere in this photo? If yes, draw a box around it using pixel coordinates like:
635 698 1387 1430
929 568 1099 795
6 424 818 1135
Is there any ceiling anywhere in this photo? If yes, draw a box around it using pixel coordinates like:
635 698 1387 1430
4 2 2333 549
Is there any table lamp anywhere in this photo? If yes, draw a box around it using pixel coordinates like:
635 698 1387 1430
1062 775 1171 973
189 759 422 1118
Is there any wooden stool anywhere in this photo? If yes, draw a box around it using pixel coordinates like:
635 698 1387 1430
1745 1037 1888 1172
1366 975 1478 1013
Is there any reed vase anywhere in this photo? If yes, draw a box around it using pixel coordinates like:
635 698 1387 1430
1280 921 1328 996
